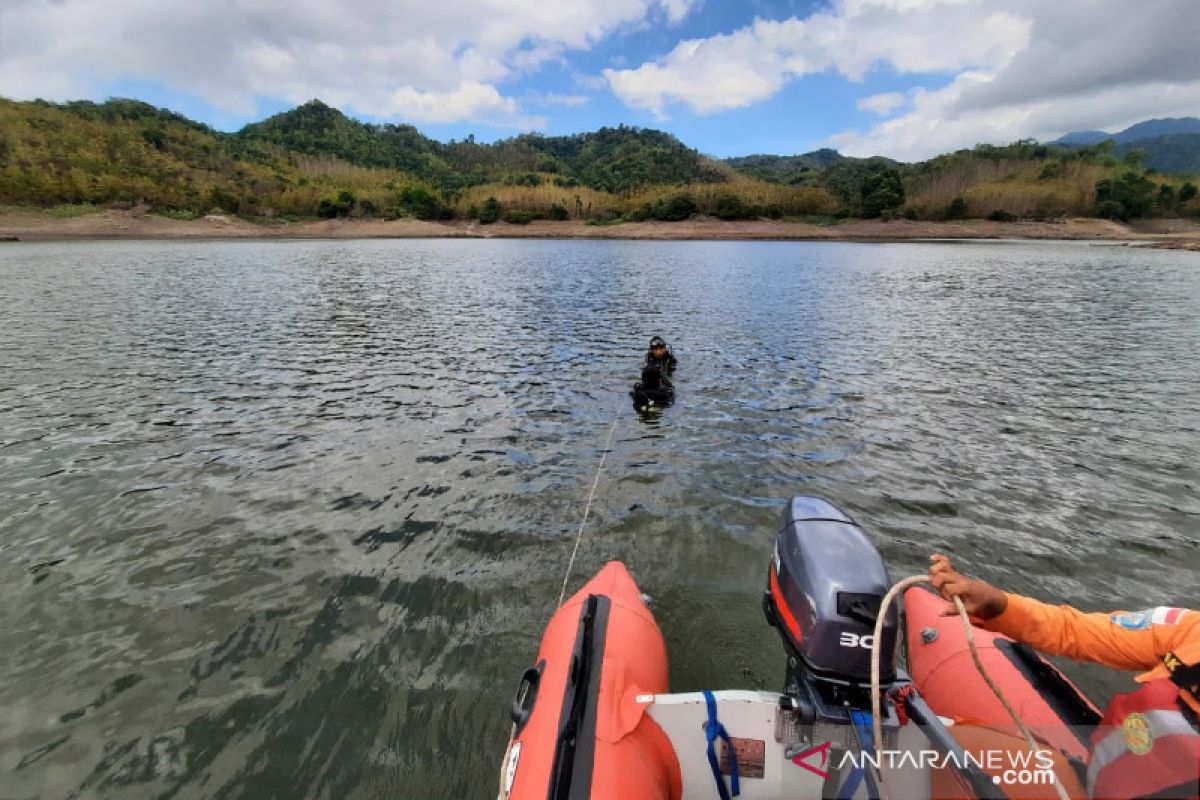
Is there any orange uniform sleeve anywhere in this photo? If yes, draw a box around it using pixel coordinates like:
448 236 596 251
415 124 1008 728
981 594 1198 673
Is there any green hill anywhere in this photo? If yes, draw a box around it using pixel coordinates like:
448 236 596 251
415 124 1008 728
239 100 453 179
1052 118 1200 176
0 97 1196 223
237 100 724 194
1117 133 1200 175
0 97 290 212
0 97 821 221
725 149 849 185
490 127 726 193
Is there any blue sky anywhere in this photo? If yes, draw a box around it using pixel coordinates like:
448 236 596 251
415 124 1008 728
2 1 1198 161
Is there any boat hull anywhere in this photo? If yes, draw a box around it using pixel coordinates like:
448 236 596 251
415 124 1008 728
904 585 1101 765
504 561 681 800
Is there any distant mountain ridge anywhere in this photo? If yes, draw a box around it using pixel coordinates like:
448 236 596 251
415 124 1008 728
1116 118 1200 141
1055 130 1111 146
1052 118 1200 174
734 117 1200 184
1054 117 1200 145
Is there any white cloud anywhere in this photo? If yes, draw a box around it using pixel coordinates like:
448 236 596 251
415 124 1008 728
0 0 697 128
659 0 701 23
831 75 1200 161
952 2 1200 112
527 92 591 108
605 0 1200 159
829 0 1200 159
603 0 1030 116
387 81 546 127
857 92 906 115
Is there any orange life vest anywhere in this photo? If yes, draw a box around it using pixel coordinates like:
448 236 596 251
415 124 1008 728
1087 678 1200 799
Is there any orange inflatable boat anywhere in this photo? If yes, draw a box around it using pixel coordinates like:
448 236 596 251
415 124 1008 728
502 562 681 800
503 497 1102 800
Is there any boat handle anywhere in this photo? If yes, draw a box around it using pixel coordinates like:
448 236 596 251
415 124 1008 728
510 661 544 732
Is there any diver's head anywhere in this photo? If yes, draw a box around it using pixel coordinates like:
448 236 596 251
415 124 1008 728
648 336 668 356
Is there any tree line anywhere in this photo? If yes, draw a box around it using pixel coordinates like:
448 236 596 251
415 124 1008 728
1 98 1197 224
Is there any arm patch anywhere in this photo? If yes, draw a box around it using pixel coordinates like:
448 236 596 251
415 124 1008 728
1110 607 1187 629
1111 611 1152 630
1151 607 1186 625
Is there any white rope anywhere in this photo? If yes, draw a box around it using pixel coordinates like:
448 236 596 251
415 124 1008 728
497 721 516 800
864 575 929 797
498 414 620 800
871 576 931 773
870 576 1070 800
556 416 620 608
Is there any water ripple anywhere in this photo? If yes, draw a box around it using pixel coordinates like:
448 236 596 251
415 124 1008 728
1 238 1198 798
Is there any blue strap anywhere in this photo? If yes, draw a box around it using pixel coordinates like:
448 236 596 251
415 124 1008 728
703 690 739 799
842 710 878 800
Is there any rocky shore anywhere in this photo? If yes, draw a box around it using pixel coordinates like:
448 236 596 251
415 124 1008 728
2 209 1199 249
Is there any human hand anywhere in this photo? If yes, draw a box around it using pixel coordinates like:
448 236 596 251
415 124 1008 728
928 554 1008 620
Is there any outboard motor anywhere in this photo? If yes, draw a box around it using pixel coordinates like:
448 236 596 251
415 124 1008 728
763 496 899 744
762 497 1008 798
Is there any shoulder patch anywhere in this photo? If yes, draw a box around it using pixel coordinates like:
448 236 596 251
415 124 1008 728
1151 607 1186 625
1123 713 1153 755
1111 611 1152 630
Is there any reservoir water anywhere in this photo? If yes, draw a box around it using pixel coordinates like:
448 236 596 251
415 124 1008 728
2 238 1198 799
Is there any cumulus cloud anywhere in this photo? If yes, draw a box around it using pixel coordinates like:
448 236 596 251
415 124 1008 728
659 0 701 24
857 92 906 115
605 0 1200 159
952 2 1200 112
603 0 1030 116
0 0 696 127
831 75 1200 161
831 0 1200 159
387 81 546 127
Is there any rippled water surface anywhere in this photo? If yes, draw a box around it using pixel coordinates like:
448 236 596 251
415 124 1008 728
2 238 1199 799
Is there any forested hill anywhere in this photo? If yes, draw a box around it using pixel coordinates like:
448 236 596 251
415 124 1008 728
238 100 451 180
1 96 1197 224
1052 117 1200 174
724 149 853 186
239 100 724 192
1113 133 1200 175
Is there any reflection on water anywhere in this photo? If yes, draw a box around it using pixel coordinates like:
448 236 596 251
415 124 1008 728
1 238 1199 798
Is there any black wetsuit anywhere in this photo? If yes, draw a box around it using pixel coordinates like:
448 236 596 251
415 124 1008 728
633 340 677 409
632 363 674 408
643 351 678 376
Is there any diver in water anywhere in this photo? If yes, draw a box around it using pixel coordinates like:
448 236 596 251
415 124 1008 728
644 336 677 376
631 362 674 409
632 337 676 410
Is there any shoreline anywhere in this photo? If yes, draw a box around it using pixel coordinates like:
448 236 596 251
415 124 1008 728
2 209 1199 249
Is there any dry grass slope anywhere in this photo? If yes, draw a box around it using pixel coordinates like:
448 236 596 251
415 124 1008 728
454 175 837 219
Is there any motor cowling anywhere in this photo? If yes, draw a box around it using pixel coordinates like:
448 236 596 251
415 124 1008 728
764 496 897 687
